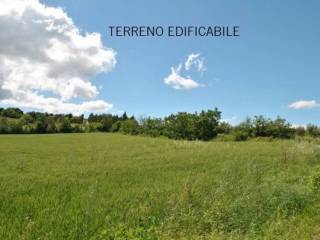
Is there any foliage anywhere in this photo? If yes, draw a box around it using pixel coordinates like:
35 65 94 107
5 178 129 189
56 118 73 133
0 107 319 142
0 107 23 118
234 129 249 141
231 116 294 140
119 119 139 135
164 109 221 141
217 121 232 134
110 121 121 132
306 124 320 137
139 117 164 137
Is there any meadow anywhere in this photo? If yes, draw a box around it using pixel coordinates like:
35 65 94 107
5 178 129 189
0 133 320 239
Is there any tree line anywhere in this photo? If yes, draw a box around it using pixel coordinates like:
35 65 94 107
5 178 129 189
0 107 319 141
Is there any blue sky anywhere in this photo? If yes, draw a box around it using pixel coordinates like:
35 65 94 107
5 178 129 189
3 0 320 125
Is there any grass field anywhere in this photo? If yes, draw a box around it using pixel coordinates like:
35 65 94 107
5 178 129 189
0 133 320 239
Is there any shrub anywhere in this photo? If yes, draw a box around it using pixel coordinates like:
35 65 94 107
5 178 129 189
88 122 102 132
215 134 236 142
217 121 232 134
56 118 72 133
0 117 9 133
98 117 113 132
7 120 23 134
110 121 121 132
164 109 221 141
307 124 320 137
120 119 139 135
295 126 306 137
234 130 249 141
72 124 84 133
139 117 164 137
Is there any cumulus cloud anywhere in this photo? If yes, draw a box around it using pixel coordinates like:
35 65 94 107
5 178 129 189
164 53 205 90
185 53 206 73
2 92 113 115
288 100 320 109
0 0 116 114
164 64 200 90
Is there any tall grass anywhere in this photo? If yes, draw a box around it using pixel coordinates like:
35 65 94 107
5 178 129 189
0 134 319 239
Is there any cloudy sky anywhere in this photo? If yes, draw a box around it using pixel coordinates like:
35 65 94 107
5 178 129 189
0 0 320 125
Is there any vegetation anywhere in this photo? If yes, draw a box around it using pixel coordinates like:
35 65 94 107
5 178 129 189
1 134 320 239
0 107 317 141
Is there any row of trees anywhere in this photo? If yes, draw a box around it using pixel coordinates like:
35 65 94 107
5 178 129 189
0 108 141 135
0 107 319 141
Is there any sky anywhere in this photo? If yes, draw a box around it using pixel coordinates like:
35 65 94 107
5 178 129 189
0 0 320 125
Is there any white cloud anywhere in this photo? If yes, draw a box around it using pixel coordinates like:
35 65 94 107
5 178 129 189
185 53 206 73
288 100 320 109
1 92 113 115
164 53 206 90
0 0 116 114
164 64 200 90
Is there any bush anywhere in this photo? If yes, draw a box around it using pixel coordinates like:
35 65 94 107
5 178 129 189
88 122 102 132
215 134 236 142
22 124 35 134
110 121 121 132
164 109 221 141
0 117 9 133
72 124 84 133
307 124 320 137
139 117 164 137
196 109 221 140
120 119 139 135
217 122 232 134
234 130 249 141
7 120 23 134
57 118 72 133
98 118 113 132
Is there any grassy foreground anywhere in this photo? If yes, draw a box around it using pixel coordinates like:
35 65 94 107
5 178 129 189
0 134 320 239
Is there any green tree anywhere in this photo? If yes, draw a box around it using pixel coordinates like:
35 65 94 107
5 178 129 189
0 117 8 133
57 118 72 133
46 117 57 133
110 121 121 132
98 116 113 132
307 124 320 137
295 126 306 137
217 121 232 134
235 118 253 138
196 109 221 140
121 112 128 121
120 119 139 135
71 115 84 124
34 116 48 133
268 117 294 139
252 115 271 137
1 108 23 119
140 117 164 137
164 112 197 140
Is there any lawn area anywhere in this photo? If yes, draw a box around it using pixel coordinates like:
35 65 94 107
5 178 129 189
0 133 320 239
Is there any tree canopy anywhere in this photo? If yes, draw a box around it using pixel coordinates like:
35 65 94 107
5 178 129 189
0 107 315 141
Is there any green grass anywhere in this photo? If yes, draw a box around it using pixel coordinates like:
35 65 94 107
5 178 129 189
0 133 320 239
